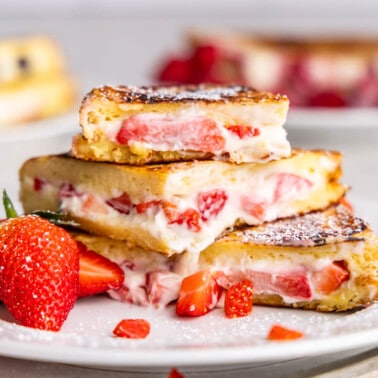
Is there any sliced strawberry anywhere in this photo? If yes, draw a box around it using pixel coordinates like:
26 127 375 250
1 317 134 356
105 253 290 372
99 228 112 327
82 194 109 214
273 173 313 202
112 319 150 339
77 242 125 297
267 324 304 341
197 189 228 222
176 270 221 317
169 208 202 232
135 200 162 214
116 114 226 153
241 196 268 220
168 368 185 378
225 125 260 139
146 271 182 306
245 270 312 300
59 182 81 198
105 192 133 215
33 177 47 191
161 201 179 220
224 279 253 318
312 261 350 295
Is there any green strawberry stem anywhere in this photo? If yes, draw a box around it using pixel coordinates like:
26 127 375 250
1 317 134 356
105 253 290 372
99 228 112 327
2 189 18 219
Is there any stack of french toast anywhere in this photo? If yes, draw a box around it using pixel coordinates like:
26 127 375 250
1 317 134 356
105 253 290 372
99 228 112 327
19 84 378 312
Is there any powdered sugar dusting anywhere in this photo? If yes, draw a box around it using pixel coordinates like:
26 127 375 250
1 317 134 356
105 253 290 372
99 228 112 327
231 205 367 247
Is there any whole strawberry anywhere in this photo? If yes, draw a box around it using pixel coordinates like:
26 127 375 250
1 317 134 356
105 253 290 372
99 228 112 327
0 214 79 331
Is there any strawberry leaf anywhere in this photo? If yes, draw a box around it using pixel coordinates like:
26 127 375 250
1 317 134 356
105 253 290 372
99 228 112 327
2 189 18 219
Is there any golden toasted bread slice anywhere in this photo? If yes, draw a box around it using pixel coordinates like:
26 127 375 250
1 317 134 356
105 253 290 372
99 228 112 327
20 149 346 255
71 205 378 312
73 84 290 164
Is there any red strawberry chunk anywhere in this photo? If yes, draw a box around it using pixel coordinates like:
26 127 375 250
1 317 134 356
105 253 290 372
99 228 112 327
135 200 162 214
273 173 313 202
312 261 350 295
168 368 185 378
169 208 202 232
33 177 47 191
267 324 304 341
106 192 133 215
176 270 221 317
197 189 228 221
59 182 81 198
77 242 124 297
241 196 268 221
146 271 182 306
226 125 260 139
113 318 150 339
116 114 226 153
224 279 253 318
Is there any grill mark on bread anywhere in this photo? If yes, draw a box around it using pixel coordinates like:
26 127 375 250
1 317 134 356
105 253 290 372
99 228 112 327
81 84 287 107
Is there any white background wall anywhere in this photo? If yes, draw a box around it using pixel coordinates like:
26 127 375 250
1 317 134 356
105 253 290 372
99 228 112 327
1 0 378 95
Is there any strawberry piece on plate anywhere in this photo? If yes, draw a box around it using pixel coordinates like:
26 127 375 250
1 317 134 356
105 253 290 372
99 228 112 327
267 324 304 341
77 242 125 297
224 279 253 318
176 270 221 317
113 318 151 339
168 368 186 378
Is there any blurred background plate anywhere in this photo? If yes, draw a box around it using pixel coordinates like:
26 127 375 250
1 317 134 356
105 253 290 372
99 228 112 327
0 112 77 144
287 108 378 129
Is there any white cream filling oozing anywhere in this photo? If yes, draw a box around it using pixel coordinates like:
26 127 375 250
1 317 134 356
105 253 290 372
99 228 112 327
56 167 318 254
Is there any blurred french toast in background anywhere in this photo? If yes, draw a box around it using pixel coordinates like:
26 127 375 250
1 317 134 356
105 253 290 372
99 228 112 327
0 35 76 126
155 29 378 108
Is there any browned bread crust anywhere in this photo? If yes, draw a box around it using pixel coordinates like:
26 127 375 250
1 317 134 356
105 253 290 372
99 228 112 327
76 84 290 164
80 84 286 108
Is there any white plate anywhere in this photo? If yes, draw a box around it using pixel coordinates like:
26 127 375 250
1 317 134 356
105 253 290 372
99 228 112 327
0 297 377 369
286 107 378 128
0 112 78 144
